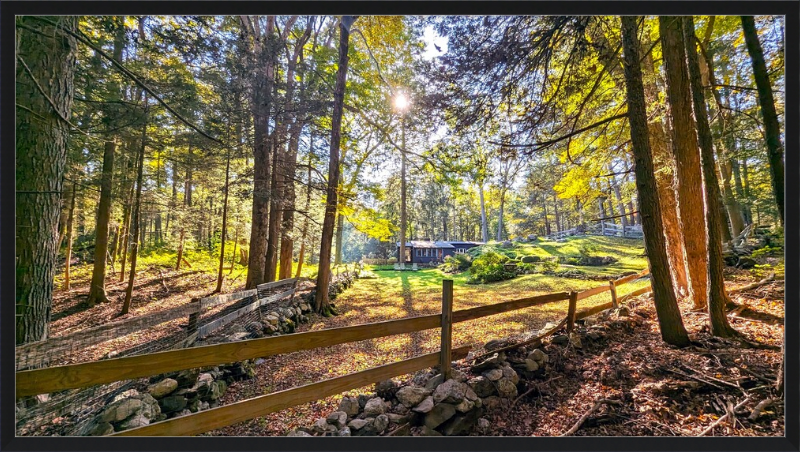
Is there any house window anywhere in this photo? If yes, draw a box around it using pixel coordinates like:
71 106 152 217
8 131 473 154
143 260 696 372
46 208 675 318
415 249 421 257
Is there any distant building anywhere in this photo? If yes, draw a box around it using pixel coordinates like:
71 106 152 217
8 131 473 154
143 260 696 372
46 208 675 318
395 239 484 265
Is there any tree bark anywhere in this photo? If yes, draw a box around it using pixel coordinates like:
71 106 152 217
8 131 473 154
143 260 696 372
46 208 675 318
316 16 356 314
741 16 784 225
16 16 77 344
265 132 283 282
683 16 737 337
479 184 489 242
244 16 277 288
87 139 115 306
64 184 77 290
660 16 709 310
122 98 148 316
296 150 313 279
215 148 232 293
621 15 690 347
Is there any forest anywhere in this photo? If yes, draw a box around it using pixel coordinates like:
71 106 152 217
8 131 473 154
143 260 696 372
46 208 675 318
14 14 786 438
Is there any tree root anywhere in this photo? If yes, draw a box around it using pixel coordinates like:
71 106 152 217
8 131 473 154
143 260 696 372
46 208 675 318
561 398 622 436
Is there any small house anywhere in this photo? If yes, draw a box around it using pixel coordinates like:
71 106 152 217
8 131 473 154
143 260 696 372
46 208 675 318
396 240 484 265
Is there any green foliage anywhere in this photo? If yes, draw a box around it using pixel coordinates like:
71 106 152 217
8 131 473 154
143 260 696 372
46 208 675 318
518 262 537 274
439 253 472 273
751 245 781 259
468 250 516 284
540 258 560 273
578 243 598 257
521 255 539 264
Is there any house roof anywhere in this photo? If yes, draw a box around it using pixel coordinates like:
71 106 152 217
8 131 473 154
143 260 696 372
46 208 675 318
395 240 483 249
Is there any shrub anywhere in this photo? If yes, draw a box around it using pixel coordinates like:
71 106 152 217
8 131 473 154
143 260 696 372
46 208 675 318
468 250 516 284
439 253 473 273
521 255 540 264
540 258 559 273
388 257 398 264
752 246 781 259
518 262 537 274
578 243 598 257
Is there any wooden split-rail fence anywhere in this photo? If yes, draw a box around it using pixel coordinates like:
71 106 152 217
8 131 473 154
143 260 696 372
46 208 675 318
15 268 651 436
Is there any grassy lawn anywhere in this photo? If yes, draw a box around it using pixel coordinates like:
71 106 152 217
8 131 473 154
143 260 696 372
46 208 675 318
335 236 650 354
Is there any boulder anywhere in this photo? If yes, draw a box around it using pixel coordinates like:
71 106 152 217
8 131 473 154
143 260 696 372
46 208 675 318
525 359 540 372
194 373 215 397
387 413 410 424
396 386 429 408
471 353 505 373
477 417 491 433
357 394 371 410
412 396 435 413
159 395 187 414
454 399 474 413
484 338 512 351
327 411 348 429
439 407 485 436
424 373 444 390
101 398 143 423
363 397 386 417
495 378 518 398
375 379 398 399
338 396 360 417
432 379 469 404
420 426 442 436
424 403 456 429
551 335 569 346
313 418 328 434
501 366 519 384
338 427 351 437
374 414 389 433
347 418 369 431
117 413 150 430
467 377 496 398
87 421 114 436
287 430 313 437
483 369 503 382
264 315 280 326
147 378 178 399
464 386 478 402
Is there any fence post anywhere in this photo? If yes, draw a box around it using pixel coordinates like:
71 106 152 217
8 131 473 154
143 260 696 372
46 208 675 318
440 279 454 380
187 297 200 341
609 279 618 308
566 291 578 333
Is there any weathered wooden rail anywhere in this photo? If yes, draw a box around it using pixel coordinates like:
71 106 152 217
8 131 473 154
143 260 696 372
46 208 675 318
16 267 651 436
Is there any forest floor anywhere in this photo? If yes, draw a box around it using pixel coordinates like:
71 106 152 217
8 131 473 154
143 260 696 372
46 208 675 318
39 237 784 437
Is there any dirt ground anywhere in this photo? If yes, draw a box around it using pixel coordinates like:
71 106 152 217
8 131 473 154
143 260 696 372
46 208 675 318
38 264 784 437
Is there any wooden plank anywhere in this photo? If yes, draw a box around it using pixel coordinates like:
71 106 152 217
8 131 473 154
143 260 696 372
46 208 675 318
614 268 650 287
576 284 609 300
566 291 578 333
114 346 471 436
618 286 652 303
197 288 295 339
256 278 296 292
199 289 258 310
16 313 442 398
440 280 453 380
452 292 570 324
575 301 614 320
15 302 201 359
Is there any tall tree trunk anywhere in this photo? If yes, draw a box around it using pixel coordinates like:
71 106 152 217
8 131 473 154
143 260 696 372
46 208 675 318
553 192 561 232
122 99 148 316
642 41 690 296
244 16 277 289
479 183 489 242
64 184 77 290
683 16 738 336
399 116 408 266
335 211 344 265
731 157 752 224
496 193 505 242
542 196 551 236
660 16 709 310
16 16 77 344
215 148 231 293
741 16 785 225
316 16 356 314
296 144 314 279
90 18 126 294
621 15 690 347
265 133 283 282
87 139 115 306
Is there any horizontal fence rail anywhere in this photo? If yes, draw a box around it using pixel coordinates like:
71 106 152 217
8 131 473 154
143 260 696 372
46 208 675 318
113 346 471 437
197 288 295 339
16 268 651 399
